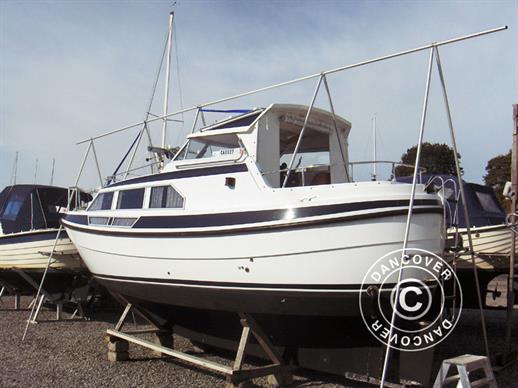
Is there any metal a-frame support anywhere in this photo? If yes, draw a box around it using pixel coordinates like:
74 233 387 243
0 284 24 310
106 303 293 387
14 269 86 323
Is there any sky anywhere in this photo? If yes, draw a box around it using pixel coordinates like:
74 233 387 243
0 0 517 190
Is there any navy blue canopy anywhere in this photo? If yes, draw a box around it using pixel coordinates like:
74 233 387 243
0 185 92 234
396 175 505 228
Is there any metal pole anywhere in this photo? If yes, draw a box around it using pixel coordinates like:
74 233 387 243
33 158 38 184
282 75 323 188
200 109 207 127
124 127 146 180
143 124 157 174
322 75 350 182
73 141 92 187
190 108 201 134
161 11 174 149
373 115 377 180
90 140 104 187
380 47 435 388
434 46 490 360
76 26 507 145
50 158 55 186
11 151 18 185
22 225 63 341
505 104 518 360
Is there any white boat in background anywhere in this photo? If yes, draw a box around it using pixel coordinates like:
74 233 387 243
0 185 91 296
457 224 515 262
404 175 517 308
62 104 445 319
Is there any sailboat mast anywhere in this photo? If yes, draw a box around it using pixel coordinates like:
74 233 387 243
161 11 175 150
34 158 39 184
11 151 19 185
372 115 377 180
50 158 56 185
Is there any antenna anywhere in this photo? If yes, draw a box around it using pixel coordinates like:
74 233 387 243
34 158 38 184
161 11 175 151
50 158 55 185
372 115 377 181
10 152 19 185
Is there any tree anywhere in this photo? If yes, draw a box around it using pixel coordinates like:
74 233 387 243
484 150 511 211
395 142 461 177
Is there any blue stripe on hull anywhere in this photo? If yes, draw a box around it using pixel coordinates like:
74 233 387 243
63 199 442 230
0 230 68 246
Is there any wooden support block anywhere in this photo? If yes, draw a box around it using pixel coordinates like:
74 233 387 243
56 302 63 321
267 370 293 387
107 337 130 362
14 294 20 310
108 350 129 362
108 340 129 352
153 332 173 357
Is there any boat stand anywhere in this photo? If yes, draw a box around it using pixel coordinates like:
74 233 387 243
27 293 86 323
0 285 27 311
106 303 293 387
14 269 85 323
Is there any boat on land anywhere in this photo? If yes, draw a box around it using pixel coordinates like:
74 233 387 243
60 16 509 385
0 184 91 296
62 105 444 340
400 174 517 308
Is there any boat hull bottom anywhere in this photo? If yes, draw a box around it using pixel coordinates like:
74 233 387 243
0 268 90 296
95 275 372 317
456 267 518 309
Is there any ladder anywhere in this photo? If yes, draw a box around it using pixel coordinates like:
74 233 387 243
433 354 497 388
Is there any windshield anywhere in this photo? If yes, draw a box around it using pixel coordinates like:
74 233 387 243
177 135 240 160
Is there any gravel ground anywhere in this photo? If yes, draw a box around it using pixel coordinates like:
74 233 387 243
0 296 517 387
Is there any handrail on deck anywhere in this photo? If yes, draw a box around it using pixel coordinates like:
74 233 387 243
261 160 427 184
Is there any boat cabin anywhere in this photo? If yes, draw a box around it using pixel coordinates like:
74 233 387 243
170 104 352 188
397 175 506 228
0 185 91 234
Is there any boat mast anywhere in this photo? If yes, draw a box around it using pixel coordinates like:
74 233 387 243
50 158 55 185
10 151 18 185
372 115 377 180
33 158 38 184
161 11 175 152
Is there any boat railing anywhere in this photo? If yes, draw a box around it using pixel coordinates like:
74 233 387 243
106 160 162 184
505 212 518 235
348 160 427 182
425 176 460 228
66 186 89 211
261 160 426 186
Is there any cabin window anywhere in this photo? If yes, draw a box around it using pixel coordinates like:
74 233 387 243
475 191 502 213
149 186 184 208
2 194 24 221
179 136 240 160
278 122 333 187
89 217 110 226
116 188 145 209
112 217 137 227
256 112 350 188
88 192 114 211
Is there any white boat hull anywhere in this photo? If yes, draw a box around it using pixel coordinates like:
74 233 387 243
65 209 444 316
0 229 87 294
449 224 516 270
0 230 84 270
